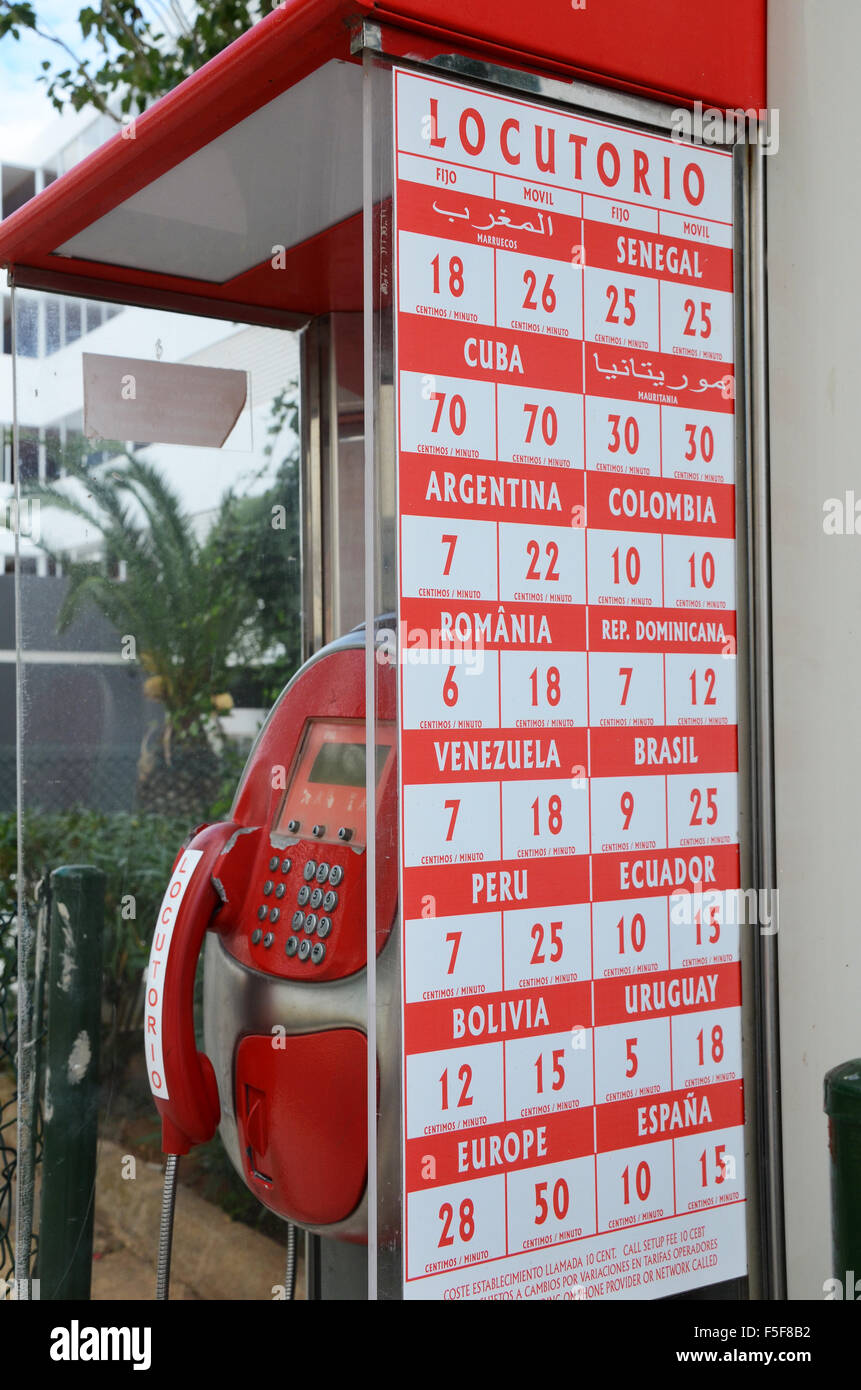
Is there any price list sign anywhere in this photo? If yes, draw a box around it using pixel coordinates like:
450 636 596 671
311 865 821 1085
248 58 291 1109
392 69 745 1301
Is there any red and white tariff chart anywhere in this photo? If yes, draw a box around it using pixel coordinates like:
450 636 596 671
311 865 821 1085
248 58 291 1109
392 68 745 1301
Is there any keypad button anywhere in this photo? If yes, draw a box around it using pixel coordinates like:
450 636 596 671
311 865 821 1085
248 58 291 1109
297 939 311 962
297 885 311 907
287 819 300 834
309 887 323 909
315 863 330 884
269 855 280 872
263 932 274 949
311 942 326 965
269 907 280 924
328 865 343 887
303 861 317 882
303 913 318 935
281 857 292 874
275 883 286 899
317 916 332 939
337 827 352 842
285 935 299 957
257 905 267 921
312 824 325 838
292 911 304 930
323 890 338 912
251 928 262 945
263 880 274 896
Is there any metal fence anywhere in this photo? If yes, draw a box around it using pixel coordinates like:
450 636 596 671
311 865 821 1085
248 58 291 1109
0 905 17 1281
0 893 45 1291
0 748 142 815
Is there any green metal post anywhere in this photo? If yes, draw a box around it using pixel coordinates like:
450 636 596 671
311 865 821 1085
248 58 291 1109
38 865 105 1300
824 1059 861 1298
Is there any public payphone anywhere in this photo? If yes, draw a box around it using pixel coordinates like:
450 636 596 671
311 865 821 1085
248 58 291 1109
146 624 398 1243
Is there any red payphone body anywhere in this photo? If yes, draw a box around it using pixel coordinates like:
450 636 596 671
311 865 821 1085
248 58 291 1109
145 626 398 1240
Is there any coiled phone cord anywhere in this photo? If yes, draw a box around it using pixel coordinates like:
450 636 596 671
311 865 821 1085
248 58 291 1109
157 1157 297 1300
285 1222 297 1300
156 1154 179 1301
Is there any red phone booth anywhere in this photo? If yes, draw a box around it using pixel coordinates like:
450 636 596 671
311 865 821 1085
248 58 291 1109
1 0 775 1302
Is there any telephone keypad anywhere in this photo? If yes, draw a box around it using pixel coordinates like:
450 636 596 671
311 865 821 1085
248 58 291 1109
242 836 361 979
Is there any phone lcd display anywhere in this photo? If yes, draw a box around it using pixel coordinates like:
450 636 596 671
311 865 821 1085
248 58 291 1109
272 718 395 847
307 741 390 788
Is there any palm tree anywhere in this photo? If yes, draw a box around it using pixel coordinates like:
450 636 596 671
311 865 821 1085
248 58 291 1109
25 450 276 815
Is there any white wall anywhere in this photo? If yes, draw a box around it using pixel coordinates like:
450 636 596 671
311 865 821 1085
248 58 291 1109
768 0 861 1299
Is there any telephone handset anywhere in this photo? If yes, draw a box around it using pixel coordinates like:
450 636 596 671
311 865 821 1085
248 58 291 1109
145 626 398 1235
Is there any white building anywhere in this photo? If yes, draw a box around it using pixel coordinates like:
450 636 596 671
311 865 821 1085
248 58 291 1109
1 111 300 576
0 111 302 796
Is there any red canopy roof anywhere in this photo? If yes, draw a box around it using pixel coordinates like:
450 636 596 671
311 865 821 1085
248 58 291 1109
0 0 765 324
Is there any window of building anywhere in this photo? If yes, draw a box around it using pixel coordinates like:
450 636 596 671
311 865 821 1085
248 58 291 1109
63 424 86 471
64 302 82 345
45 298 61 354
2 165 36 219
44 428 61 481
2 555 37 575
16 429 40 483
15 297 39 358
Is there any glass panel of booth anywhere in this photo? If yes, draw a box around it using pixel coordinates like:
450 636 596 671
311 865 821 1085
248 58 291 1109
300 313 367 659
363 52 401 1301
369 55 749 1303
5 57 752 1303
8 285 303 1298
